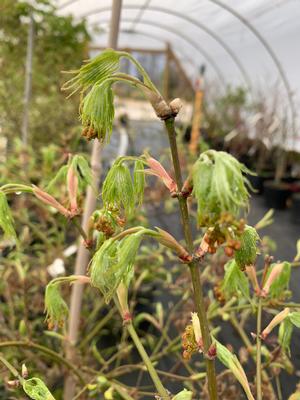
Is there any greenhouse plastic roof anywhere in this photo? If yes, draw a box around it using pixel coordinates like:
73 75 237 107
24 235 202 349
54 0 300 132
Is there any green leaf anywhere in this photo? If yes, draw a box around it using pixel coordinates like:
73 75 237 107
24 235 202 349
268 261 291 298
289 312 300 328
0 191 16 239
102 161 134 216
63 48 122 93
216 340 254 400
44 281 69 329
23 378 55 400
192 150 251 226
279 318 293 355
234 226 259 269
90 232 144 303
46 165 68 193
221 260 250 300
80 81 115 142
71 154 94 189
133 160 145 206
172 389 193 400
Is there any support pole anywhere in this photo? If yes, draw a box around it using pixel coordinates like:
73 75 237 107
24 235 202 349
21 12 34 145
63 1 122 398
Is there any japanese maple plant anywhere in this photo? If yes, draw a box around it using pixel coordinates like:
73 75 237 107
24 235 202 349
1 49 299 400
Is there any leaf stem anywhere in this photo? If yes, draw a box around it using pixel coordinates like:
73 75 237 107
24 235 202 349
126 323 170 399
164 117 218 400
256 297 263 400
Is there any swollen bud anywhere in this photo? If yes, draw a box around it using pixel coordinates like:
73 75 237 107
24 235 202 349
234 226 259 269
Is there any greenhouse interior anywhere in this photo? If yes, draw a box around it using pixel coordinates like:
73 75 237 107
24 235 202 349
1 0 300 399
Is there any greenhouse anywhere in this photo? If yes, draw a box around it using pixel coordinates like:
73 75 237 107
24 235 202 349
1 0 300 399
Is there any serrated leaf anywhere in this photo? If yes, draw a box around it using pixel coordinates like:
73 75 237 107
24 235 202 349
221 260 250 301
192 150 251 226
102 162 134 216
90 232 144 303
234 225 259 269
81 81 115 142
44 282 69 329
0 191 16 239
23 378 55 400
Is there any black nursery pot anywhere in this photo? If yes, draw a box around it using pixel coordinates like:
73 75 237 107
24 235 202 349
264 180 291 209
290 193 300 224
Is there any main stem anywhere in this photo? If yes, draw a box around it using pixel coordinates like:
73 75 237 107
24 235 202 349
256 298 263 400
164 117 218 399
127 323 170 399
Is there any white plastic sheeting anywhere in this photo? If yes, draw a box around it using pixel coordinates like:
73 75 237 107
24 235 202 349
55 0 300 139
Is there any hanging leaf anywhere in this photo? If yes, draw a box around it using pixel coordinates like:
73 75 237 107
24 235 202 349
216 340 254 400
221 260 250 301
23 378 55 400
44 281 69 329
279 318 293 355
234 225 259 269
0 191 16 239
90 232 144 303
102 161 134 216
46 165 68 193
192 150 251 226
80 81 115 142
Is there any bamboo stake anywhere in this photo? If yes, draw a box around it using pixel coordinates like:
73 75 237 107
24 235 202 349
63 2 123 399
22 12 34 146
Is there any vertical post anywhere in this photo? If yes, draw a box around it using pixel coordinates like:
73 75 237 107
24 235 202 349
189 65 206 155
21 12 34 145
63 1 122 399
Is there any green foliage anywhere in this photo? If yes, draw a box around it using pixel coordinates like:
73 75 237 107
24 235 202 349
172 389 193 400
44 281 69 329
0 191 16 239
1 0 90 146
80 82 115 142
23 377 55 400
90 232 144 303
133 160 145 206
221 260 250 300
268 262 291 298
289 311 300 328
216 340 254 400
192 150 251 226
71 154 93 189
63 49 122 93
102 159 145 216
234 225 259 269
279 318 293 354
